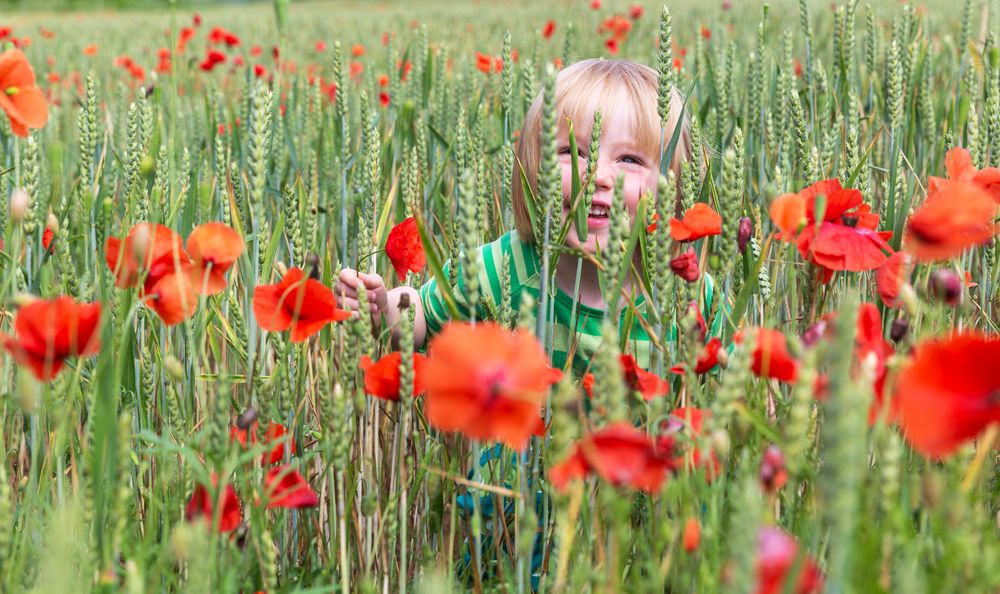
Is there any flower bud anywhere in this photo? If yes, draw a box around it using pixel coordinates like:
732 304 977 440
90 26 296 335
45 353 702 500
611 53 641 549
683 517 701 552
736 216 753 253
759 444 788 495
9 188 29 223
928 269 962 306
889 318 909 343
236 407 258 430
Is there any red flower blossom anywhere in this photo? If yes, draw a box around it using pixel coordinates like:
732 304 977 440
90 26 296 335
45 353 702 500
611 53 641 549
670 247 700 282
663 407 721 480
792 179 893 282
384 217 426 282
254 64 267 78
250 44 262 57
876 252 913 308
590 0 602 9
747 328 799 383
177 27 195 53
185 476 242 532
683 517 700 552
934 146 1000 204
549 422 677 493
192 13 202 27
253 267 351 343
199 49 226 71
359 351 429 401
315 40 327 53
0 48 49 137
770 192 806 242
619 354 670 400
895 332 1000 458
542 20 556 39
670 337 723 375
629 4 644 19
379 92 390 108
670 203 722 242
700 26 712 40
264 465 319 509
759 445 788 495
83 44 98 57
144 270 199 326
230 421 296 465
186 222 243 296
351 44 365 57
3 296 101 381
904 179 998 262
475 51 494 74
756 527 824 594
423 322 562 451
42 226 53 251
604 37 619 55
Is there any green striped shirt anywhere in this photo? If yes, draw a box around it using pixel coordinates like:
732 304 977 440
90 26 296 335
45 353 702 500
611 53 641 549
419 230 718 375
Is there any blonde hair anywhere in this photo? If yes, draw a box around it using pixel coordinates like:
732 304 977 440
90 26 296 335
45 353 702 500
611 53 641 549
511 58 692 244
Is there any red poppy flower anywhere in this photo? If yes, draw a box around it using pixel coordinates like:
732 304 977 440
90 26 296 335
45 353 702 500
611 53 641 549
935 146 1000 204
377 73 389 87
670 337 723 375
186 222 243 296
423 322 562 451
876 252 913 308
192 13 202 26
42 226 53 251
105 223 187 290
747 328 799 383
315 40 327 53
590 0 601 9
629 4 644 19
83 44 98 57
379 92 390 108
264 465 319 509
663 407 721 480
904 179 998 262
542 20 556 39
670 203 722 242
894 332 1000 458
619 354 670 400
253 64 267 78
549 422 677 493
229 421 295 465
475 51 494 74
605 38 619 55
670 246 700 282
253 267 351 343
199 49 226 71
250 44 262 57
359 351 429 401
756 526 824 594
351 44 365 57
0 48 49 137
582 372 595 398
144 269 199 326
3 296 101 381
770 193 806 242
700 26 712 39
385 217 426 282
683 518 700 552
791 180 893 281
185 476 242 532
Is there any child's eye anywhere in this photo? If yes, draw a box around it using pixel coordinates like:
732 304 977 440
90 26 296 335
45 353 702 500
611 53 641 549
621 155 645 165
558 146 587 158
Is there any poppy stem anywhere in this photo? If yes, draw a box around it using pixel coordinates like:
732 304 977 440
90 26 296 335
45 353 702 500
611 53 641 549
959 424 998 492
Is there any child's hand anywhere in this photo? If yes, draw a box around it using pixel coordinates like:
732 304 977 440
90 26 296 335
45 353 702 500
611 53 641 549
334 269 389 319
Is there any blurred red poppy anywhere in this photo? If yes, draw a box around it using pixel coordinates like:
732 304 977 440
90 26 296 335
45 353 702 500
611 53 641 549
542 20 556 39
904 179 998 262
42 226 53 251
83 44 98 57
683 518 700 552
359 351 429 400
0 48 49 137
935 146 1000 204
663 407 721 480
105 222 187 292
756 527 824 594
264 466 319 509
351 44 365 57
549 422 677 493
186 222 243 295
253 267 351 343
423 322 562 451
230 421 296 465
475 51 494 74
3 296 101 381
770 193 806 242
670 246 700 282
185 476 242 532
629 4 644 19
385 217 427 282
315 40 327 53
619 354 670 400
199 49 226 71
895 332 1000 458
876 252 912 308
670 337 723 375
605 38 619 54
747 328 799 383
144 269 199 326
670 203 722 242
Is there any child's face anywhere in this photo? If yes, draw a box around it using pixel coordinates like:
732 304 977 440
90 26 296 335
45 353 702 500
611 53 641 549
558 102 659 257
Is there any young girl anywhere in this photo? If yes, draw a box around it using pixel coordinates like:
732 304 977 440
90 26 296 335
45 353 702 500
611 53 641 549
335 58 698 373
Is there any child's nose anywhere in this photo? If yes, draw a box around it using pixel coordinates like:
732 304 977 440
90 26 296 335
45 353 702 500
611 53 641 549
594 159 615 191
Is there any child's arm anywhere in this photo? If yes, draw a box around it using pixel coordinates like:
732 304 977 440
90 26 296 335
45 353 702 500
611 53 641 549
334 269 428 349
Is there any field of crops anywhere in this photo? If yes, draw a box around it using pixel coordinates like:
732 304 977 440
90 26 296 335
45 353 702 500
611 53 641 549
0 0 999 592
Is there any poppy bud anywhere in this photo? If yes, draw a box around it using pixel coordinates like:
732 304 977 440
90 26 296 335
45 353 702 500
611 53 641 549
928 269 962 306
759 444 788 495
736 216 752 253
236 407 258 430
889 318 909 343
9 187 29 222
682 517 700 552
800 320 827 348
232 523 249 549
670 247 700 282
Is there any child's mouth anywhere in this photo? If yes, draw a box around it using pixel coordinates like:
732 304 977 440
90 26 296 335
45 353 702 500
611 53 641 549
587 204 611 229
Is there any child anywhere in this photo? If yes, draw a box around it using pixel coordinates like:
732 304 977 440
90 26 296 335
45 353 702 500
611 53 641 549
336 58 699 373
